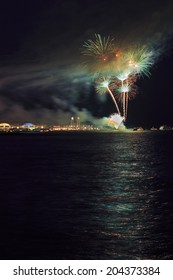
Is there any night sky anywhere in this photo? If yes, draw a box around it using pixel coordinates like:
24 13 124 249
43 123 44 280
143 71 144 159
0 0 173 127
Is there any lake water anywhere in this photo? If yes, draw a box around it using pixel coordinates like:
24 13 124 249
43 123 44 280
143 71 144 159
0 131 173 259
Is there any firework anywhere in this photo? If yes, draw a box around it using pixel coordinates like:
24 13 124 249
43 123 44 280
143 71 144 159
95 77 121 115
116 72 129 81
82 34 115 57
114 80 137 119
81 34 153 126
126 46 153 77
82 34 118 76
114 75 138 119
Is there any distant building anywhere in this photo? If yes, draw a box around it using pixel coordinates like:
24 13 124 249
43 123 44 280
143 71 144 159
76 117 80 127
150 127 158 131
70 117 75 127
133 127 144 131
159 125 172 130
50 126 62 131
21 123 35 130
0 123 11 131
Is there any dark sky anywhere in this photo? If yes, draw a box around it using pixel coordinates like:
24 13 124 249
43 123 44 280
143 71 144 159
0 0 173 127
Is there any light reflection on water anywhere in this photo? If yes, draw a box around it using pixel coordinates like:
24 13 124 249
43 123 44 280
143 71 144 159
81 132 173 259
0 132 173 259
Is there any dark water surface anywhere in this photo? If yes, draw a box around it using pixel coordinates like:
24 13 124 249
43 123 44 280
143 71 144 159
0 131 173 259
